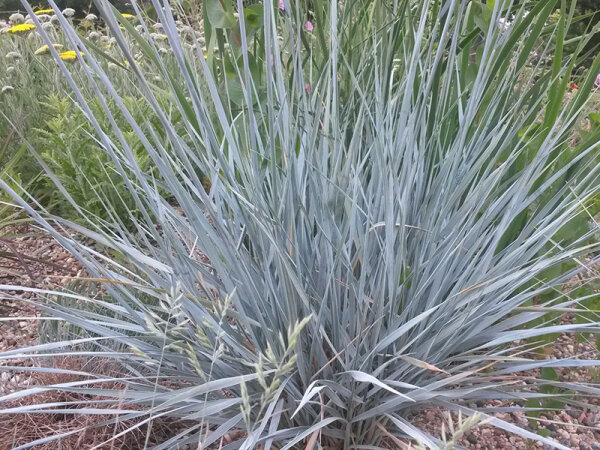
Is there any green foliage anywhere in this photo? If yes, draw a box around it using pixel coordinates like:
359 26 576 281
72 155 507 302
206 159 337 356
0 8 196 221
31 94 160 225
526 367 572 429
565 0 600 68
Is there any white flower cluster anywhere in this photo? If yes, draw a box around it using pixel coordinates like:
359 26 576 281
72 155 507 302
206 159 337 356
151 33 168 41
9 13 25 24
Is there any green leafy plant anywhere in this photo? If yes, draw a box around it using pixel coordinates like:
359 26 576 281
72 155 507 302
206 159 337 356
1 0 600 448
0 7 191 221
31 94 165 226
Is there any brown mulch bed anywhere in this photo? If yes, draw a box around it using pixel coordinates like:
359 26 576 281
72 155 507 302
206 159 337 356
0 357 177 450
0 225 180 449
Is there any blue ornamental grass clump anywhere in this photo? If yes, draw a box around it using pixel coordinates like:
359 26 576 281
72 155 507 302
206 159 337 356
1 0 600 448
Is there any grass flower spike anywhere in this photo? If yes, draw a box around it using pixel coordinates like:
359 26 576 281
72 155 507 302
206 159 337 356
34 9 54 15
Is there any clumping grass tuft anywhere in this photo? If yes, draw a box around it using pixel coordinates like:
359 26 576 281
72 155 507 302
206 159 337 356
1 0 600 448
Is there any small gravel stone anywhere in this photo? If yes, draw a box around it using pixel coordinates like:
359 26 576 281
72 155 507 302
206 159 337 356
558 429 569 439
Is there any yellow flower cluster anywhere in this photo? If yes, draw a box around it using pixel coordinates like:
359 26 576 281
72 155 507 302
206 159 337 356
58 50 84 61
34 9 54 15
6 23 36 34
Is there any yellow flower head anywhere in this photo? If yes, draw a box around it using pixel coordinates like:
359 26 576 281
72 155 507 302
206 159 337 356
6 23 36 34
58 50 84 61
34 43 64 55
121 13 135 19
34 9 54 15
